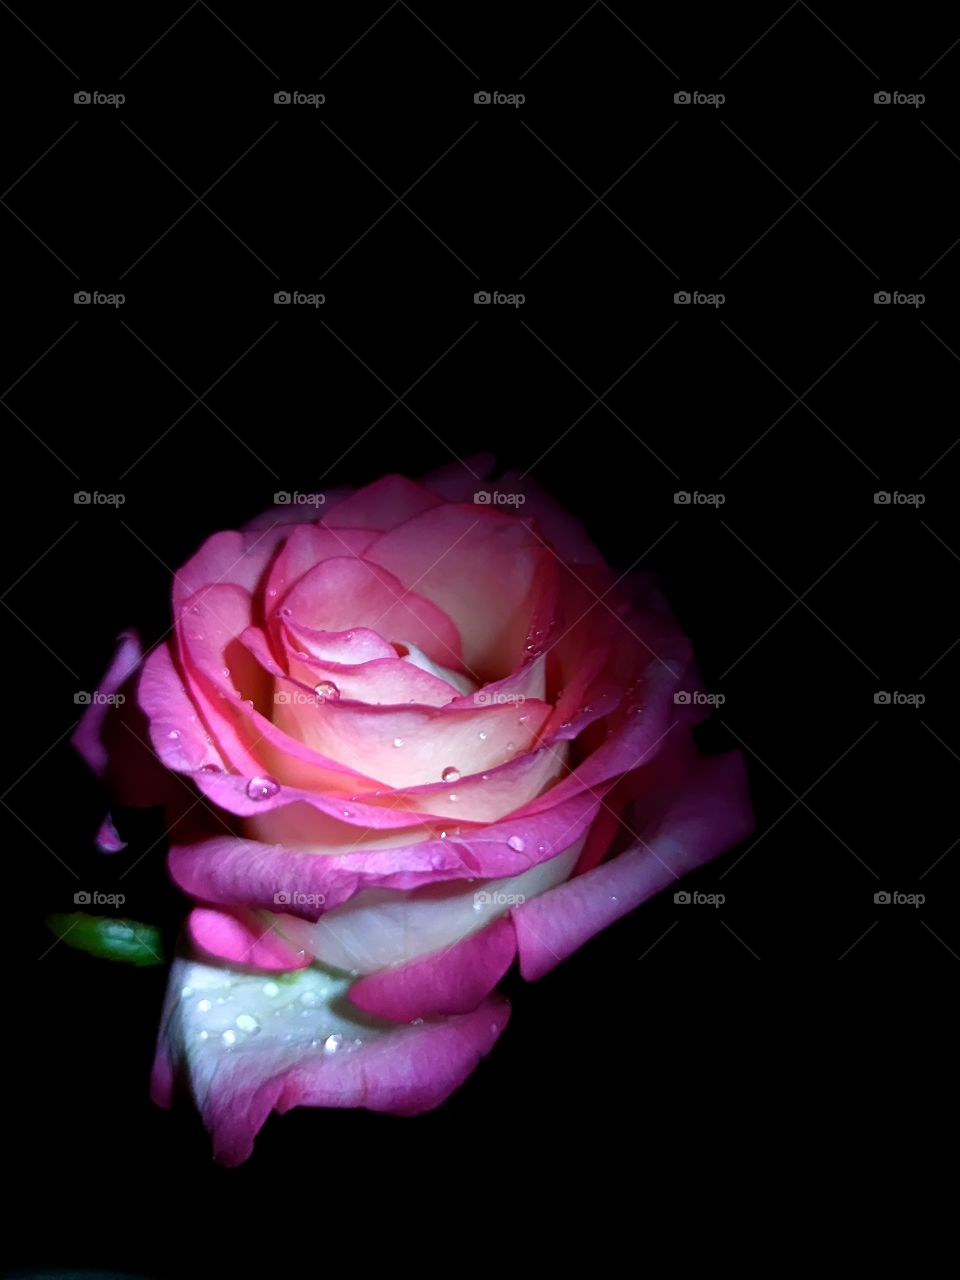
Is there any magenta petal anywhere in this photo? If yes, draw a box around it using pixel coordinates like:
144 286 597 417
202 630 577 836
72 629 143 777
350 916 517 1022
512 751 753 979
187 907 312 971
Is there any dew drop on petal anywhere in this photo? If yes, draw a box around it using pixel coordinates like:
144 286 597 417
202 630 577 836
181 986 193 999
235 1014 260 1034
200 763 222 774
323 1033 343 1055
441 766 460 783
448 793 458 802
198 1030 209 1040
300 990 319 1006
247 775 281 801
167 730 180 741
507 835 526 852
478 731 487 741
393 737 404 748
314 681 340 702
262 982 280 997
518 714 529 724
197 998 212 1013
221 1029 237 1046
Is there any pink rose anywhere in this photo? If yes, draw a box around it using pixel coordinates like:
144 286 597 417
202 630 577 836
75 460 751 1165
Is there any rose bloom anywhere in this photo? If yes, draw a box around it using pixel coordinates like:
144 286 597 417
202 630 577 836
75 461 751 1165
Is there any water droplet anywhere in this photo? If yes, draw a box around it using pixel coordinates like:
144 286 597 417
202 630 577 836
507 835 526 852
448 793 458 802
393 737 404 748
246 775 280 801
198 1029 209 1040
279 606 292 617
167 729 180 740
478 730 487 741
323 1033 343 1054
221 1029 237 1046
190 605 200 615
341 808 353 818
267 587 278 598
481 773 490 781
506 742 516 752
235 1014 260 1034
300 990 319 1006
441 766 461 783
200 763 222 774
610 895 619 904
559 721 572 730
519 714 529 724
410 1017 424 1026
181 985 193 998
197 998 212 1013
314 680 340 702
262 982 279 997
222 667 230 678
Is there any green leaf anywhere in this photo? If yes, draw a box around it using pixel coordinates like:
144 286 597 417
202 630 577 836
46 913 165 967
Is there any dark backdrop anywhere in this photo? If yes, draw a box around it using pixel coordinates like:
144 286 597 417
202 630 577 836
3 3 958 1272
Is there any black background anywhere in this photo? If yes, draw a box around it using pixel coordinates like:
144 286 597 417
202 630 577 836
3 3 958 1272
